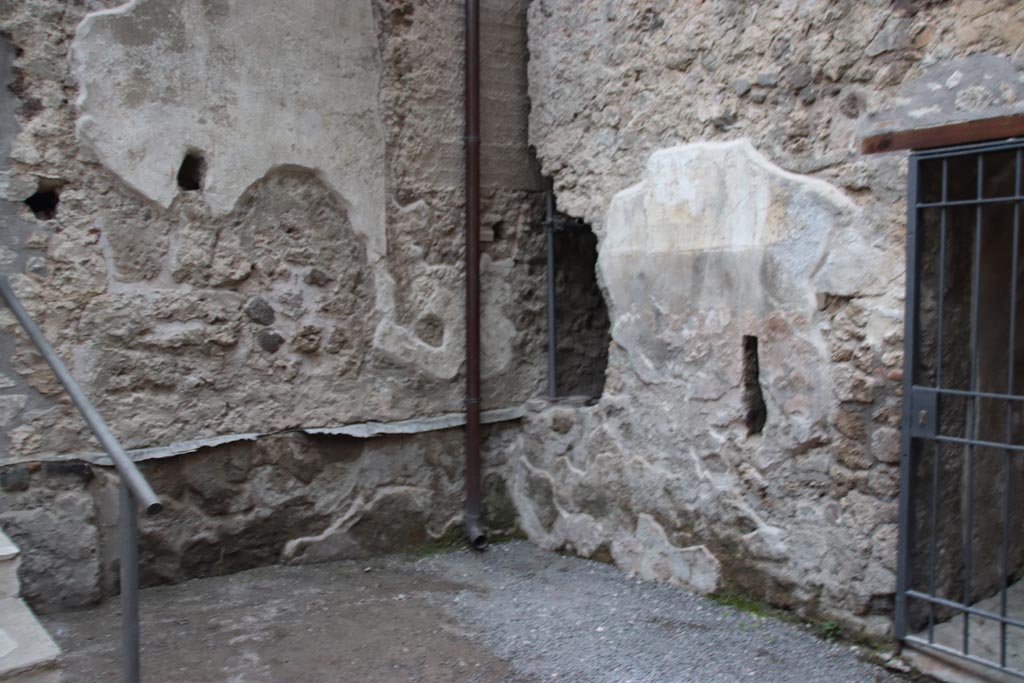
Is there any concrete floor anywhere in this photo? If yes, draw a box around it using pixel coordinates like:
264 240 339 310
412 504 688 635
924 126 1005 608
907 580 1024 683
44 542 906 683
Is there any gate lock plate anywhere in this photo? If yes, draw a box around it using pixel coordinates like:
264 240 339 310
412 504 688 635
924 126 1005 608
909 386 938 438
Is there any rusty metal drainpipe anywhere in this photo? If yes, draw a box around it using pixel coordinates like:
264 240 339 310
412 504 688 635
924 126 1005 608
463 0 487 550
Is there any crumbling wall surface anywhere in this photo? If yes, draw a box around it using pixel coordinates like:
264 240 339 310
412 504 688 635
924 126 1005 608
0 422 519 612
520 0 1024 635
0 0 544 463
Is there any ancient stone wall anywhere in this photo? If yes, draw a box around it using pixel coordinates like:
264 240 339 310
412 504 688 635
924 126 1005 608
518 0 1024 636
0 0 544 608
0 0 544 462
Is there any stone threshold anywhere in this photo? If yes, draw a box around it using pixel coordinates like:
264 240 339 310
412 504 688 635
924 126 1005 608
0 407 525 468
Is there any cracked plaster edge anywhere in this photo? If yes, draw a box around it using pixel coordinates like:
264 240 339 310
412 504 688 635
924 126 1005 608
0 407 525 468
69 1 388 262
631 139 858 212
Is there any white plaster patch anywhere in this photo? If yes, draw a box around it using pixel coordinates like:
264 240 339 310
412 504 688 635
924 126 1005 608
603 140 854 256
71 0 386 257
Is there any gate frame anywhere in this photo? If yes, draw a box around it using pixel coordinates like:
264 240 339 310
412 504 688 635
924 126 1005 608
896 137 1024 680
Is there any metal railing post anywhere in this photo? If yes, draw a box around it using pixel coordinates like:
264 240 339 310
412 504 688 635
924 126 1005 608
120 481 140 683
0 274 160 682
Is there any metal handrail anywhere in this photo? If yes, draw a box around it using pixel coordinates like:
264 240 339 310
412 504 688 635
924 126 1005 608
0 274 160 683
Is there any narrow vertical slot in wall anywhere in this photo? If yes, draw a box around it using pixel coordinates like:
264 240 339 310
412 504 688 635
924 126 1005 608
742 335 766 435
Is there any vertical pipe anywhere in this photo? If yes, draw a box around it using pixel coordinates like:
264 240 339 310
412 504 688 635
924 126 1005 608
463 0 486 550
546 192 558 398
120 481 140 683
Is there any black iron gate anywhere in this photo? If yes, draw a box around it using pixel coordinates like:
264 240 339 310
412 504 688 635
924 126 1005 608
898 138 1024 678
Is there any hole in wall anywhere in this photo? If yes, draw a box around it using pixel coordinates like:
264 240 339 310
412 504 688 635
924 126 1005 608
742 335 767 435
24 177 63 220
550 206 610 399
177 151 206 191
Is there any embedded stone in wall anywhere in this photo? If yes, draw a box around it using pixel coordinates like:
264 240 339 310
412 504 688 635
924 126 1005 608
71 0 386 257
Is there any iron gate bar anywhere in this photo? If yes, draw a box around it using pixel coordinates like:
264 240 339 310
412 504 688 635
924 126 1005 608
914 137 1024 159
1002 147 1022 668
921 433 1024 453
895 145 920 644
905 590 1024 628
904 637 1024 681
917 196 1024 208
898 137 1024 679
962 152 983 656
930 387 1024 402
927 156 948 644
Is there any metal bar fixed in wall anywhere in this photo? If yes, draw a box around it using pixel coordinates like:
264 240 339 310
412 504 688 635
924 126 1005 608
545 191 558 398
897 137 1024 679
0 274 161 683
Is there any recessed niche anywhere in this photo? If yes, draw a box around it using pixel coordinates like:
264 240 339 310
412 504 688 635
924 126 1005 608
177 151 206 191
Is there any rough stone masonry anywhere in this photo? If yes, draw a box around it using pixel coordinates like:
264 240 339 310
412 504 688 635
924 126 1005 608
0 0 544 610
1 0 1024 643
517 0 1024 638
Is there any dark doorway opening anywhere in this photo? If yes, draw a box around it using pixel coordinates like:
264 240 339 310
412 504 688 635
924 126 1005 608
543 192 610 400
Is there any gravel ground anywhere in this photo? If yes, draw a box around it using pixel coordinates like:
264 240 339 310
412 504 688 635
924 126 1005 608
407 541 901 683
45 540 908 682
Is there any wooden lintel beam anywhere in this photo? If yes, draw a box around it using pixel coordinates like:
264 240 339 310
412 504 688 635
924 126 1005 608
860 113 1024 154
